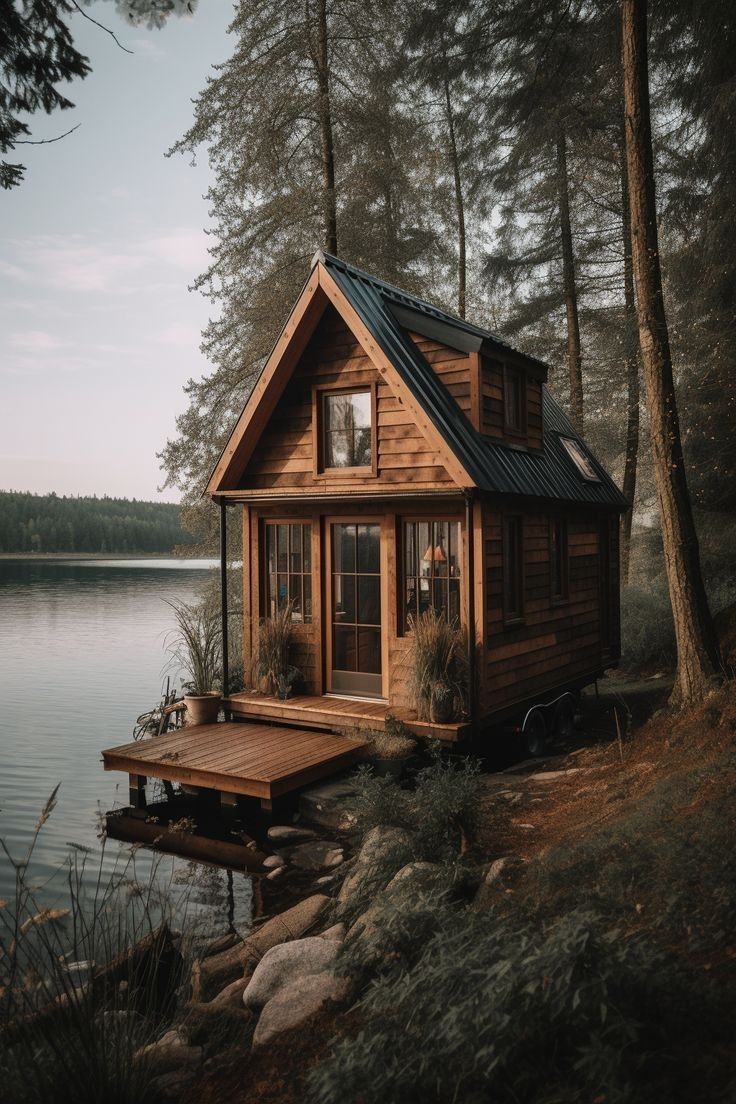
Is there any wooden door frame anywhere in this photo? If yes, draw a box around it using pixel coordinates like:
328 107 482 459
323 515 389 701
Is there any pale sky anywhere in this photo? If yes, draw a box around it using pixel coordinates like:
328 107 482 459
0 2 234 502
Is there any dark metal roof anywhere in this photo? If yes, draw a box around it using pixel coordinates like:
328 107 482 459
320 252 627 510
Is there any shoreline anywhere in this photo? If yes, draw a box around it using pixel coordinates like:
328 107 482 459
0 552 204 561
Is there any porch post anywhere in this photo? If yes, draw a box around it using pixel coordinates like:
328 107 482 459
219 498 229 699
465 493 476 718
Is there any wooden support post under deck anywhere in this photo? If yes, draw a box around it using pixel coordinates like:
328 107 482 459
129 773 147 809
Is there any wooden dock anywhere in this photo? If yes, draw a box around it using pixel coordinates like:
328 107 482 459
102 721 365 810
223 691 470 743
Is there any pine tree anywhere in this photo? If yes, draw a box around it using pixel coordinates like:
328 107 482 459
621 0 721 705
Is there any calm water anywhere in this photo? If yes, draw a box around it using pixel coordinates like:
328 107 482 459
0 558 253 933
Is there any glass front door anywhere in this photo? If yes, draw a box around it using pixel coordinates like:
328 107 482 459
329 522 382 697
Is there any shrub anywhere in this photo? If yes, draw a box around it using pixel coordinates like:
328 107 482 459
407 609 468 721
620 585 676 671
252 603 294 695
360 728 417 760
352 744 481 865
309 905 725 1104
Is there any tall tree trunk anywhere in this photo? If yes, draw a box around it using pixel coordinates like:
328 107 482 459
556 128 584 432
620 124 640 586
441 64 466 318
313 0 337 255
622 0 721 705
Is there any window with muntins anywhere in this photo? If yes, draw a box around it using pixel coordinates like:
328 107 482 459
503 515 524 622
265 522 312 622
402 520 461 632
550 517 568 602
503 366 526 434
322 389 372 469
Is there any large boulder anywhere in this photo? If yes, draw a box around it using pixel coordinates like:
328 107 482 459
337 826 414 914
346 861 452 949
243 936 340 1013
191 894 330 1001
252 972 351 1048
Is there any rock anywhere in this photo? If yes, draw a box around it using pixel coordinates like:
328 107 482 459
263 854 286 869
267 825 317 843
314 873 340 887
529 768 581 782
185 999 254 1040
191 894 330 1001
252 972 351 1048
324 848 344 868
286 840 344 871
207 975 251 1009
299 778 359 831
243 936 340 1013
319 923 346 942
337 827 414 911
135 1028 202 1077
149 1069 198 1101
473 857 523 909
266 866 285 881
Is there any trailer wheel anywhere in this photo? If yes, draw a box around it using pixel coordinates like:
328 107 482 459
523 708 547 757
552 695 576 742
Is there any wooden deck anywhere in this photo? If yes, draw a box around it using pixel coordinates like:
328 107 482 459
223 691 470 743
102 721 365 809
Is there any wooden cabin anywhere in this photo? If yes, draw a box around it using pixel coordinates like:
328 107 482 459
211 252 626 744
103 252 626 819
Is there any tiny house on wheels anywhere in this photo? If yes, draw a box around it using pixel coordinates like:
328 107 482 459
212 252 625 742
103 252 626 815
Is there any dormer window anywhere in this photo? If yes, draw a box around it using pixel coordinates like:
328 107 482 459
560 436 600 482
322 388 374 471
503 366 526 435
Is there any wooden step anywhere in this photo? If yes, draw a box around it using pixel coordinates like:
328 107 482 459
222 692 470 743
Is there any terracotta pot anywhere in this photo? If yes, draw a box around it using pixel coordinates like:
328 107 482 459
184 692 221 726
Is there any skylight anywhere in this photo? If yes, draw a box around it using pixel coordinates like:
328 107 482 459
559 436 600 482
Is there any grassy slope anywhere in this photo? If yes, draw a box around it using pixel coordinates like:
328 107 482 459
189 679 736 1104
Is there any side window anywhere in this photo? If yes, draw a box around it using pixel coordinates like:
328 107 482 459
503 366 527 435
503 515 524 623
550 517 569 603
265 522 312 622
402 520 462 632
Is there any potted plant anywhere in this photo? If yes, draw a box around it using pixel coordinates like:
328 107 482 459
361 722 417 779
165 598 222 726
407 608 468 724
253 603 295 697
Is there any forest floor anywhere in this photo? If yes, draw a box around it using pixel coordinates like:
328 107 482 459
188 669 736 1104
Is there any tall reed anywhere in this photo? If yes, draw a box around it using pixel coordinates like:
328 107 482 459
252 602 294 695
165 597 222 695
0 792 191 1104
407 608 468 722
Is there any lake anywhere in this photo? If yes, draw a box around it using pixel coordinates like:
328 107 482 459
0 557 253 933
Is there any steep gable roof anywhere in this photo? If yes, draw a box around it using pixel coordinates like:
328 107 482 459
207 251 626 509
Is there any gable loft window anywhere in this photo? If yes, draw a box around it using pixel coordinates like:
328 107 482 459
503 365 526 435
265 522 312 623
503 515 524 623
560 436 600 482
322 389 373 470
402 520 461 633
550 517 569 603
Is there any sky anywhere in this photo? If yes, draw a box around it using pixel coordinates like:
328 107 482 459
0 2 234 502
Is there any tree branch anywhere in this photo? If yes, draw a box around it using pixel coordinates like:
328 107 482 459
15 124 81 146
70 1 134 54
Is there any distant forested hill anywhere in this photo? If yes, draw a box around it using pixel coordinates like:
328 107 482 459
0 491 194 554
